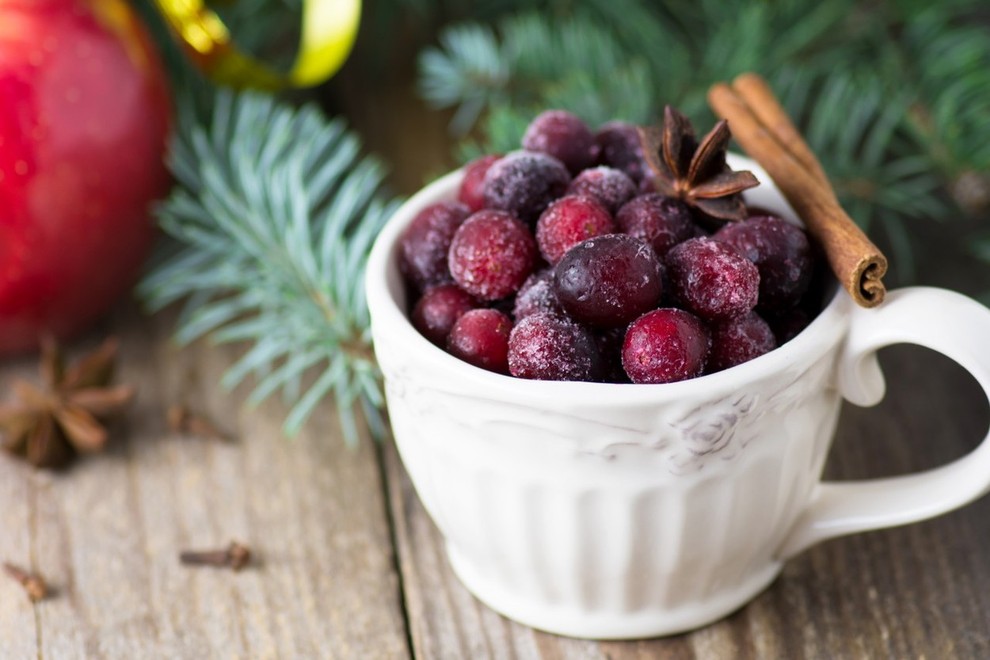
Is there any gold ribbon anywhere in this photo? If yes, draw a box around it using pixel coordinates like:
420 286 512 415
153 0 361 90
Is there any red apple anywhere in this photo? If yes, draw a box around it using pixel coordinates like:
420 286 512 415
0 0 172 354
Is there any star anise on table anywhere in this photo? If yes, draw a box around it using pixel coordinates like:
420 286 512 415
0 338 135 468
640 105 760 222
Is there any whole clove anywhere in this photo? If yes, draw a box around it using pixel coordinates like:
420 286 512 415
3 562 48 602
179 542 251 571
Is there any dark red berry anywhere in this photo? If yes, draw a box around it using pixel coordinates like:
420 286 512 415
566 166 637 214
513 269 564 320
522 110 599 174
536 195 615 264
713 215 813 310
595 121 649 183
483 150 571 224
554 234 663 327
615 193 695 256
666 237 760 322
622 308 711 384
449 210 537 301
459 154 501 212
508 312 603 381
411 284 478 346
399 200 472 292
447 308 512 374
707 311 777 373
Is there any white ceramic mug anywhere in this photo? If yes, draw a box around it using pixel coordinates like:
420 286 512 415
365 156 990 639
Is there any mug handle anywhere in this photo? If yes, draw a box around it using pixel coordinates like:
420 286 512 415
777 287 990 559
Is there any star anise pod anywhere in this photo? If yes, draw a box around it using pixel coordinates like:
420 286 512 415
0 337 135 468
640 105 760 222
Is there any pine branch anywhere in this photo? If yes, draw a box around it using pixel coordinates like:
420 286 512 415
139 91 401 443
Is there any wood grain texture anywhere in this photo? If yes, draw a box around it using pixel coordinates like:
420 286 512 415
386 343 990 659
0 308 409 659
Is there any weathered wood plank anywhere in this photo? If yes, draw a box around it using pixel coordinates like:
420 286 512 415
0 358 40 659
387 343 990 659
0 307 410 659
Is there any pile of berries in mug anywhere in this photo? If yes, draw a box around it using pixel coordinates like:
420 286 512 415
400 110 820 384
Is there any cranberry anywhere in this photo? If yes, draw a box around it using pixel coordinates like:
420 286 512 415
399 200 471 292
447 309 512 374
522 110 599 174
513 269 564 320
714 215 813 310
615 193 695 256
411 284 478 346
449 210 537 301
554 234 663 327
622 308 710 384
535 195 615 264
707 312 777 372
508 312 603 381
595 121 649 183
554 234 663 328
666 237 760 322
458 154 501 212
483 150 571 224
566 166 637 214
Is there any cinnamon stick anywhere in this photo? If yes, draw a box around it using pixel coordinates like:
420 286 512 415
708 74 888 308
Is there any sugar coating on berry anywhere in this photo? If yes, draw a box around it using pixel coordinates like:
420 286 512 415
483 150 571 224
508 312 603 381
458 154 501 212
666 237 760 321
513 269 563 319
707 311 777 372
449 210 537 301
595 121 649 183
447 308 513 374
615 193 695 256
622 308 711 384
713 215 813 310
554 234 663 327
399 200 471 292
411 284 478 346
536 195 615 264
522 110 599 174
566 166 637 214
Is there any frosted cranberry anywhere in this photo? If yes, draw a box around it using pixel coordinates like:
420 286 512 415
483 151 571 224
566 166 637 214
666 237 760 322
411 284 478 346
615 194 695 256
536 195 615 264
449 210 537 301
513 269 563 319
707 312 777 372
522 110 599 174
714 215 813 310
447 309 512 374
554 234 663 327
595 121 649 183
399 201 472 292
458 154 501 212
622 309 711 384
508 312 603 381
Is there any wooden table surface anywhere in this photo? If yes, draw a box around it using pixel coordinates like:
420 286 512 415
2 79 990 659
